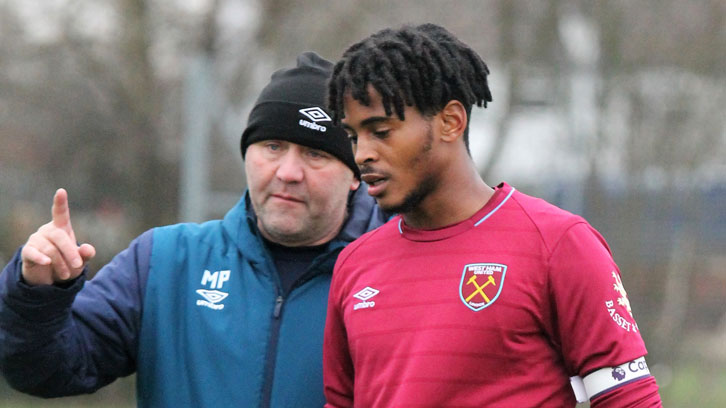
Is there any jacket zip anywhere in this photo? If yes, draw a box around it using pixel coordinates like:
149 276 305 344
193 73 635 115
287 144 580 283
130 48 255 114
258 249 340 407
273 295 284 318
260 290 284 408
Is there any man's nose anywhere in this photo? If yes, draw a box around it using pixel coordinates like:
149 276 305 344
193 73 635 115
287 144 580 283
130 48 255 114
354 136 377 165
275 151 305 182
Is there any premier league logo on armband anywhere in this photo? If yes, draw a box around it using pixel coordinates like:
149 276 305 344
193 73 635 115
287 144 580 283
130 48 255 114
459 263 507 311
612 366 627 381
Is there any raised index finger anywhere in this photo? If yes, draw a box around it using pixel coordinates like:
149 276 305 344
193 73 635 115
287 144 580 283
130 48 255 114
52 188 72 230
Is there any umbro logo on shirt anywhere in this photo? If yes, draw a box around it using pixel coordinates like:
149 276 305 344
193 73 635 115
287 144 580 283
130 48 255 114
196 289 228 310
196 269 231 310
353 286 379 310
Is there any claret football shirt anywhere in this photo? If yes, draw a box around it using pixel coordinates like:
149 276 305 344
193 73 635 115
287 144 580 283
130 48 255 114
324 183 654 407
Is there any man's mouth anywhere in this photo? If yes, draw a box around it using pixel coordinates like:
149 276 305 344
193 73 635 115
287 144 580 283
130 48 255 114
362 175 386 186
361 173 389 196
271 194 304 203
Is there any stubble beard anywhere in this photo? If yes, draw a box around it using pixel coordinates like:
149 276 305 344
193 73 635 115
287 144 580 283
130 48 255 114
256 196 348 247
382 173 437 214
380 125 438 215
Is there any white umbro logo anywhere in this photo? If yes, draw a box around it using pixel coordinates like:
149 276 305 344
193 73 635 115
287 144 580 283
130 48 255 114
197 289 228 304
354 287 379 300
353 287 379 310
299 107 331 122
197 269 230 310
196 289 228 310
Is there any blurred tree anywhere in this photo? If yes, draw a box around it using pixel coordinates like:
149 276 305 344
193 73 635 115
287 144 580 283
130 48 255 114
584 0 726 366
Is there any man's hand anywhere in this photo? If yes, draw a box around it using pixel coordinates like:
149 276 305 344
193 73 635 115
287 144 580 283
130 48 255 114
20 188 96 286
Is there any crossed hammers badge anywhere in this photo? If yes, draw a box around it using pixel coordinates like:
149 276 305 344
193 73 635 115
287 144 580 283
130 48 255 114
459 263 507 311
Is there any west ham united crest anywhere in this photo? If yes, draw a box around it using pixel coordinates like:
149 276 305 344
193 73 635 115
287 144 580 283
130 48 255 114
459 263 507 311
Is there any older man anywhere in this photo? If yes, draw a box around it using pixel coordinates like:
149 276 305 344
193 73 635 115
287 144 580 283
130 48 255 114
0 52 386 407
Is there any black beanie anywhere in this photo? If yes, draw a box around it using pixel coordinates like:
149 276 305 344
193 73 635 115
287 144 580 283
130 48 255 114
240 52 359 179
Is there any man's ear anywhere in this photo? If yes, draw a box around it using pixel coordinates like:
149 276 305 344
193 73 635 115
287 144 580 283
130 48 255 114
438 100 468 143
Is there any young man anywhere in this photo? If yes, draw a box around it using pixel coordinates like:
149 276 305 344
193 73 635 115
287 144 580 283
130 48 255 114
0 52 387 407
323 24 662 407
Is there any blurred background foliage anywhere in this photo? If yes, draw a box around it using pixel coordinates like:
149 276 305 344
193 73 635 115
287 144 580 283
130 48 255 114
1 0 724 406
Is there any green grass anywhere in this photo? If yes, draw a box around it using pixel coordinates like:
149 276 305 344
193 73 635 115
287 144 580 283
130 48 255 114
0 376 134 408
660 360 726 407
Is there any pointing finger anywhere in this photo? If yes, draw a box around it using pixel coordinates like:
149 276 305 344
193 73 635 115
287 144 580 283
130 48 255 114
52 188 72 231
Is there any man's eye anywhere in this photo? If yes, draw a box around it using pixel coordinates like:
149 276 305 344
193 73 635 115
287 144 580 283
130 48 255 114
373 130 389 138
307 149 329 159
348 134 358 144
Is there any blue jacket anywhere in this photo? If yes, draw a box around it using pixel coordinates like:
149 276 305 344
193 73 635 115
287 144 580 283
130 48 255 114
0 187 387 407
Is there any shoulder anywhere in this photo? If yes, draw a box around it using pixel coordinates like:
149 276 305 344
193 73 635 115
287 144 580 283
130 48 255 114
506 189 592 255
509 189 585 226
153 219 224 234
152 219 226 251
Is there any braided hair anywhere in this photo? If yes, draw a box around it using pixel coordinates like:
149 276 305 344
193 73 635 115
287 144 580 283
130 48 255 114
328 23 493 152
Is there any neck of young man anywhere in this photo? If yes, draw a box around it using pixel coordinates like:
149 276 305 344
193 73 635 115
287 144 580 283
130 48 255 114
402 162 493 230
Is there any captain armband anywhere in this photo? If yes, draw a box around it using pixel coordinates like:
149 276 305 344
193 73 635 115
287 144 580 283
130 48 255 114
569 356 651 403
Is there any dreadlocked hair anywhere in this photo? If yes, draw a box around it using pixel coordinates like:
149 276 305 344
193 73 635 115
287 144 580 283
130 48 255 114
328 23 493 152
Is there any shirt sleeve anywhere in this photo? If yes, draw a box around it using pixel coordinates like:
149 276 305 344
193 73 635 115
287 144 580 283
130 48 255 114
0 229 153 397
590 376 662 407
323 258 355 408
546 222 661 403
